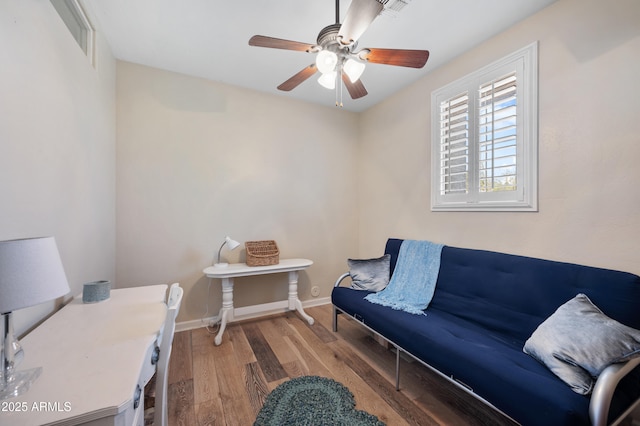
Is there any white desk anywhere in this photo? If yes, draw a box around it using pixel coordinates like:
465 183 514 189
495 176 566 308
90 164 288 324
203 259 313 345
1 285 167 426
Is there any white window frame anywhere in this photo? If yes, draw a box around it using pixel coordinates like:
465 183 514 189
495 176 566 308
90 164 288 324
431 42 538 212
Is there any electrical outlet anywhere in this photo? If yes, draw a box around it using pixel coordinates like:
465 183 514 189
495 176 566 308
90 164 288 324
311 286 320 297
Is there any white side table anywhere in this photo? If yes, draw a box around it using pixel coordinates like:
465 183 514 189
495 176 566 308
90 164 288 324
203 258 313 345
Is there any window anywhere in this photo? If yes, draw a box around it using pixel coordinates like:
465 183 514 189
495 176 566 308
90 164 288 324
50 0 95 65
431 42 538 211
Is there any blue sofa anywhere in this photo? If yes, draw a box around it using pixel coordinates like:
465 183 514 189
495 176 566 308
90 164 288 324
331 239 640 425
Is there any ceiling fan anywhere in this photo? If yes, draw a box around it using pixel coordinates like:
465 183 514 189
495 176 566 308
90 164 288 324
248 0 429 104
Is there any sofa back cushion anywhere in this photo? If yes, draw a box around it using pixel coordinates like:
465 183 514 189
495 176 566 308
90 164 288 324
385 239 640 345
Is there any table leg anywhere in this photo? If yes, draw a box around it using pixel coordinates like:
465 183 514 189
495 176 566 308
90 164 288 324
288 271 314 325
214 277 234 345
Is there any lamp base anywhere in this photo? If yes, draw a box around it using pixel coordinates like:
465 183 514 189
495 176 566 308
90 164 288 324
0 366 42 400
214 262 229 268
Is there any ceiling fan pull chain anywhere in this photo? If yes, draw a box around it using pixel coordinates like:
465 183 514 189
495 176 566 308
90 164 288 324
335 71 339 107
338 69 344 108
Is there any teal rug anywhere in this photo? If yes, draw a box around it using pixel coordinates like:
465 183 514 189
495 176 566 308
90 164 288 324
254 376 385 426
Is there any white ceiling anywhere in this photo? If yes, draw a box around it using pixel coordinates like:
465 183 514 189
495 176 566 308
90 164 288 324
85 0 556 112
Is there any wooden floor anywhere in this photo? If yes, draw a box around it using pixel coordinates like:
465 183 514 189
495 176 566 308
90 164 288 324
164 304 518 426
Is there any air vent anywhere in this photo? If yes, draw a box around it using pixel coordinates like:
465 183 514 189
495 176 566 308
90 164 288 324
50 0 95 65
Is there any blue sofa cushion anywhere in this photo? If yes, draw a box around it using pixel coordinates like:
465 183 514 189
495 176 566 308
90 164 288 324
524 293 640 395
387 240 640 345
332 286 591 425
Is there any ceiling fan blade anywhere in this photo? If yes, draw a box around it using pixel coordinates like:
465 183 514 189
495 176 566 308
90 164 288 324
359 48 430 68
337 0 384 46
277 64 318 91
342 73 368 99
249 35 316 52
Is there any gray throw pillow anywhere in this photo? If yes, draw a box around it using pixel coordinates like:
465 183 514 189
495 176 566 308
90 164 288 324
523 293 640 395
348 254 391 292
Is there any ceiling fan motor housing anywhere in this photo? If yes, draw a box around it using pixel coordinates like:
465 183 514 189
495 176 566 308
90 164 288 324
317 23 341 46
317 23 356 53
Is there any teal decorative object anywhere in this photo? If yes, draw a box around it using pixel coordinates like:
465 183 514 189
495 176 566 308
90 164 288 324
82 280 111 303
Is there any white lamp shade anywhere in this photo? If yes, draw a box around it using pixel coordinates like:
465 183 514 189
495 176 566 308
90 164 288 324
215 236 241 267
0 237 70 314
318 72 337 90
224 236 240 251
343 58 366 83
316 50 338 74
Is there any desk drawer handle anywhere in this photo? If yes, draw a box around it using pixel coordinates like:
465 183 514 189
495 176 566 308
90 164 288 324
151 346 160 365
133 384 142 409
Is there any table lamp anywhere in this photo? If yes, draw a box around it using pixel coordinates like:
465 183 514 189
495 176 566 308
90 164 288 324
214 236 240 268
0 237 70 400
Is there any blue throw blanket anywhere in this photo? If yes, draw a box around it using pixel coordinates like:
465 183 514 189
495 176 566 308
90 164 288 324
365 240 443 315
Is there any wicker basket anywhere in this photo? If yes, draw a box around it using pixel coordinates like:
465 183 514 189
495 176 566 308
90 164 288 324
245 240 280 266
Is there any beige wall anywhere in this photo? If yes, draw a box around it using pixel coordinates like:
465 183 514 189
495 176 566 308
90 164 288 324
0 1 116 335
358 0 640 275
116 62 359 323
3 0 638 332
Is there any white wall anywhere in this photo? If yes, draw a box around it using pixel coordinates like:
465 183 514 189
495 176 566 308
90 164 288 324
116 62 359 323
358 0 640 275
0 1 116 335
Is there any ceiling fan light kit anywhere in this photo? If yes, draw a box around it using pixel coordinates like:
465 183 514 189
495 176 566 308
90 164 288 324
343 58 366 83
316 50 339 74
248 0 429 106
318 72 337 90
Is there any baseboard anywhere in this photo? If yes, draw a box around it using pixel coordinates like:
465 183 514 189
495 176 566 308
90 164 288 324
176 297 331 333
176 316 219 333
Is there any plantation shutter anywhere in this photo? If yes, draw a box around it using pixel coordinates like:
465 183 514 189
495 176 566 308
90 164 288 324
438 92 469 195
478 72 517 193
431 42 537 211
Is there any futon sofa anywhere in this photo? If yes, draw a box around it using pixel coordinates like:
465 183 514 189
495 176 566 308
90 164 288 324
331 238 640 425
